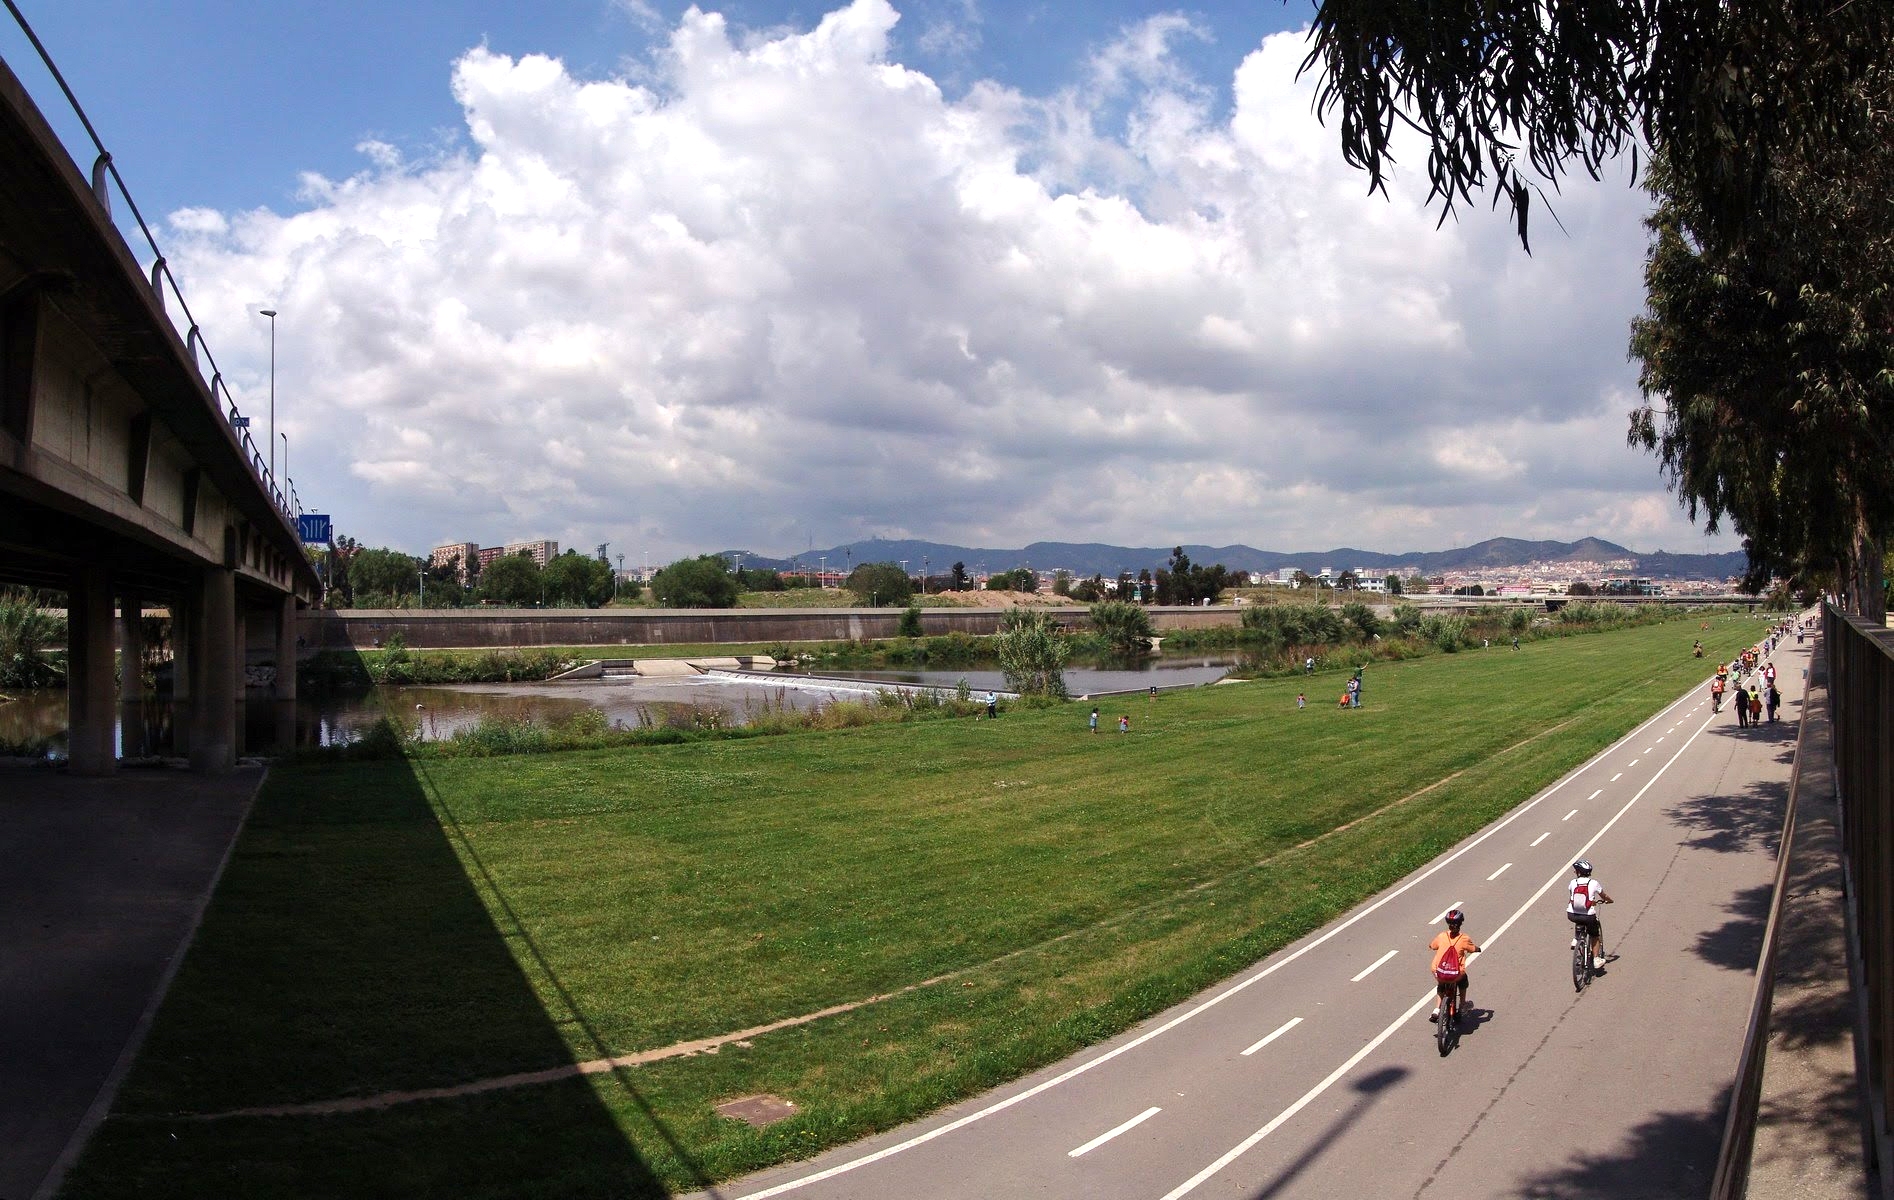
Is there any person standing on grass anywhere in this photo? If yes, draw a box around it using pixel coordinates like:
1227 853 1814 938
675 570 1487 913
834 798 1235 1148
985 690 997 719
1089 707 1099 734
1118 714 1129 733
1733 681 1750 728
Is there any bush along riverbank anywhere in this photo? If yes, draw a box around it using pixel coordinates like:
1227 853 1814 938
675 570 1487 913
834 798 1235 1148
298 683 993 763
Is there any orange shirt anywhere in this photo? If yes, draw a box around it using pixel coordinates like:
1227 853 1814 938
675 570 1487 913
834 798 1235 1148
1429 931 1479 976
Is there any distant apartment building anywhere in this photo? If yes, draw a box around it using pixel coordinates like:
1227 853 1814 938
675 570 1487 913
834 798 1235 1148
430 542 479 585
504 539 559 568
476 546 508 572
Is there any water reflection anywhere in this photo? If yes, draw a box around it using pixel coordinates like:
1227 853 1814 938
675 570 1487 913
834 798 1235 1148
0 655 1241 759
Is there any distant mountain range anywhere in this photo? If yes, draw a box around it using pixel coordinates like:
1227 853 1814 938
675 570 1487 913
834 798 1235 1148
723 536 1747 582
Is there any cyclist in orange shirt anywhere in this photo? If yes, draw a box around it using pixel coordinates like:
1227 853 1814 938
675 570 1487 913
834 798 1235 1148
1429 908 1480 1021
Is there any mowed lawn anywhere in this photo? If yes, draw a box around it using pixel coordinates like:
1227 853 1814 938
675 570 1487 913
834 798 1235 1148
64 616 1770 1198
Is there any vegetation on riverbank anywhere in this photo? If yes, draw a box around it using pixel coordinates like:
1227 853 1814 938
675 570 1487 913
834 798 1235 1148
64 616 1768 1199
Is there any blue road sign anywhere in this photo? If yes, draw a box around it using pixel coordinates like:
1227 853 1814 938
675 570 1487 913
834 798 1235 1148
297 514 332 544
231 415 251 428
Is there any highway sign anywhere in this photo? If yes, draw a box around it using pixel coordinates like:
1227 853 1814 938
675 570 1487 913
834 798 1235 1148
297 514 332 544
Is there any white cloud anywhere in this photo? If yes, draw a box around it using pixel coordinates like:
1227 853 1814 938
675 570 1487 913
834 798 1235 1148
164 0 1726 561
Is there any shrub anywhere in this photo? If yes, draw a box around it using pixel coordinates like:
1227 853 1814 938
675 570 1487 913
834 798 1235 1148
0 588 66 690
1418 613 1469 652
1340 602 1383 640
1089 600 1155 655
898 606 924 637
996 607 1069 697
1391 603 1423 634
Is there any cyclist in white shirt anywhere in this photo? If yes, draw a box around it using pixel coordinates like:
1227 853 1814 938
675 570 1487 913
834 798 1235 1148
1567 860 1615 969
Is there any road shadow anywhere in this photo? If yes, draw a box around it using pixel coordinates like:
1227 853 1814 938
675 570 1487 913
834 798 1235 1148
1245 1066 1410 1199
58 668 679 1199
1668 775 1788 857
1691 882 1774 973
1512 1086 1729 1199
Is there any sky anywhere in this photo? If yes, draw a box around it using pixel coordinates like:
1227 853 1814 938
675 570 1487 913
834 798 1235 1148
1 0 1733 565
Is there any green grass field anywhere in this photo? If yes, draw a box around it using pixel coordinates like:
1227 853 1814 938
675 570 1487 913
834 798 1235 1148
63 615 1771 1198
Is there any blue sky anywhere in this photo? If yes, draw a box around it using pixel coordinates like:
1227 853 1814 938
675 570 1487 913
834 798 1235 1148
1 1 1727 563
5 0 1313 221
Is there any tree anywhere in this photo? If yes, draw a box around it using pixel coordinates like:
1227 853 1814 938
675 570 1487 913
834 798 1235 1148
1568 581 1595 597
987 567 1037 594
995 607 1068 698
477 553 544 606
736 567 786 592
1089 600 1155 656
1403 575 1430 595
845 562 912 607
1629 119 1894 619
1384 574 1403 595
326 535 360 606
349 547 421 603
651 556 740 608
1051 570 1073 598
1337 570 1360 591
1304 0 1892 253
1069 574 1106 603
1340 601 1382 640
950 561 971 591
543 551 614 608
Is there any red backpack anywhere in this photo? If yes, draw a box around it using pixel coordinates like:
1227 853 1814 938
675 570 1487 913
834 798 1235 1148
1434 942 1465 980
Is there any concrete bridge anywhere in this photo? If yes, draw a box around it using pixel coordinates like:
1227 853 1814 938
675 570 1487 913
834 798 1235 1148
0 49 319 772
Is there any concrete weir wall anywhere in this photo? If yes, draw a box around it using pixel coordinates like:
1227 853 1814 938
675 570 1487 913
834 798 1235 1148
299 606 1241 651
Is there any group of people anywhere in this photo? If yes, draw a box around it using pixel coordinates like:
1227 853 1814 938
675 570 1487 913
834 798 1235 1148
1709 644 1782 728
1428 860 1612 1022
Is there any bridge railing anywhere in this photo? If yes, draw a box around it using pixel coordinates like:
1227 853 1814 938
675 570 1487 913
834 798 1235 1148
1825 602 1894 1196
2 0 300 524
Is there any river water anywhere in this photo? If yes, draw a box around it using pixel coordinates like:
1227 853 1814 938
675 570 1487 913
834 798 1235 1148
0 656 1242 760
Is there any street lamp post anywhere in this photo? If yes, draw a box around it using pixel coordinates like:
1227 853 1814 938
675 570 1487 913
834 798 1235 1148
922 555 928 595
281 432 289 507
418 566 425 608
257 308 277 483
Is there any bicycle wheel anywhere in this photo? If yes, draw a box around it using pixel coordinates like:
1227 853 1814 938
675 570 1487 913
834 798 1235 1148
1571 931 1588 992
1436 987 1455 1056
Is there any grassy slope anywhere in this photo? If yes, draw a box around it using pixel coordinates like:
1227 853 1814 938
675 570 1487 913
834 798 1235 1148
65 616 1769 1198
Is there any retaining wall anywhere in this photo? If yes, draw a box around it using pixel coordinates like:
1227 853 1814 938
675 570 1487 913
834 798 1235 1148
298 605 1241 651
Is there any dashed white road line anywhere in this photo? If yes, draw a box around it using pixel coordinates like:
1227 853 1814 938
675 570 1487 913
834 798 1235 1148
1487 863 1512 881
1629 759 1641 766
1351 951 1398 983
1426 902 1465 926
1241 1018 1302 1057
1530 832 1550 847
1611 773 1624 782
1068 1107 1161 1158
1587 789 1602 800
1563 809 1578 821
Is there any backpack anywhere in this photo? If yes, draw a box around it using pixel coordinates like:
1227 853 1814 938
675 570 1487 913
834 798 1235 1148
1570 880 1594 914
1434 941 1464 980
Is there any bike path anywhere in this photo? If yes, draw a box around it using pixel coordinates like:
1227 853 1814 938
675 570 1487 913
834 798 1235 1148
706 630 1808 1200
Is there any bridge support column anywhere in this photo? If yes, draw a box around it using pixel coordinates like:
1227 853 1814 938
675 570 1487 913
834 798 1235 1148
189 566 236 772
66 565 116 775
119 594 148 757
275 594 297 701
168 595 194 756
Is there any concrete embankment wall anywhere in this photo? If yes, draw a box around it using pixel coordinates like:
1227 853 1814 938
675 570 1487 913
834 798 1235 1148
299 606 1240 651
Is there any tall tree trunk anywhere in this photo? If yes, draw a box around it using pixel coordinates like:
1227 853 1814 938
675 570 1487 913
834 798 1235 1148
1858 527 1888 624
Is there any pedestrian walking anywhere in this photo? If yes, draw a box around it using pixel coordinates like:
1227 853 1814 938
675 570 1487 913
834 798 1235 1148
1765 685 1780 722
1733 682 1750 728
1296 692 1306 710
1118 714 1129 734
1089 707 1099 734
1148 685 1157 702
1305 656 1315 675
1511 636 1519 651
985 690 997 719
1749 691 1762 725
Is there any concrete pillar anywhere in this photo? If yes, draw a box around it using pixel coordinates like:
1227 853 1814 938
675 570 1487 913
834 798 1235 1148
189 567 237 772
275 594 297 701
168 596 195 756
119 593 149 758
119 595 144 703
66 565 117 775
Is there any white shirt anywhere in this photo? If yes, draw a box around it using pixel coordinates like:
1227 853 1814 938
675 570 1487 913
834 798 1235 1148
1567 877 1602 915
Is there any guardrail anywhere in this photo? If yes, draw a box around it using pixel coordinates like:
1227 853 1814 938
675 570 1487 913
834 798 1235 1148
2 0 299 524
1825 602 1894 1198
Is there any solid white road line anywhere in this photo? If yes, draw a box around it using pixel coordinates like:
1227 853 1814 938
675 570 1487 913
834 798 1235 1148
1160 707 1724 1200
1067 1107 1161 1158
729 681 1714 1199
1241 1018 1302 1057
1487 863 1511 881
1530 832 1550 847
1351 950 1398 982
1587 789 1602 800
1427 902 1465 926
1563 809 1578 821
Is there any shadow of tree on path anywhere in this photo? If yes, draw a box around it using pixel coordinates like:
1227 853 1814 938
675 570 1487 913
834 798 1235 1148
1512 1087 1728 1200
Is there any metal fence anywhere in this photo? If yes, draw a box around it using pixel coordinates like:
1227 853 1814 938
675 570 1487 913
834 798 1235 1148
1826 602 1894 1197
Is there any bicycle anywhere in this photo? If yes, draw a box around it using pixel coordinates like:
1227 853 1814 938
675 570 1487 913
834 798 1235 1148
1571 927 1592 992
1434 978 1463 1055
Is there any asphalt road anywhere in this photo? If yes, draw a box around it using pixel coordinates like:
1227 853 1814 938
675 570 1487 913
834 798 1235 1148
709 628 1808 1200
